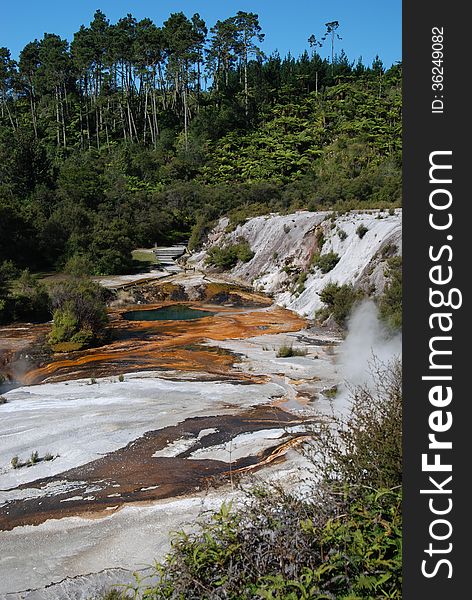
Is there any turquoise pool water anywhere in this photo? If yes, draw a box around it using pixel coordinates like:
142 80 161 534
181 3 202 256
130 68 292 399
123 305 215 321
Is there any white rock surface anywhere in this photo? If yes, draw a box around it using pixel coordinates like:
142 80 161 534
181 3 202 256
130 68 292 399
188 209 402 317
0 373 285 491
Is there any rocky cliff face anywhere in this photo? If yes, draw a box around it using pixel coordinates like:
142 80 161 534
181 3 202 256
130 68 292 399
187 209 402 317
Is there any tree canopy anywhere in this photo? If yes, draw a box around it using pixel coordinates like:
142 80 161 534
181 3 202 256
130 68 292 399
0 9 402 279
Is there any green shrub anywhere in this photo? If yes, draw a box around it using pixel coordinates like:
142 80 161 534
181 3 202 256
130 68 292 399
188 213 214 252
0 396 7 405
317 282 363 326
70 328 94 346
30 450 39 465
3 269 51 324
205 240 254 270
11 456 20 469
381 242 398 258
356 223 369 239
337 228 347 240
315 228 325 250
49 309 79 346
227 202 274 231
293 271 307 295
314 359 402 489
379 256 402 330
48 276 108 349
118 374 125 382
311 251 340 273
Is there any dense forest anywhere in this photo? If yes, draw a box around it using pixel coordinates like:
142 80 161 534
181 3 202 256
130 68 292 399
0 9 401 280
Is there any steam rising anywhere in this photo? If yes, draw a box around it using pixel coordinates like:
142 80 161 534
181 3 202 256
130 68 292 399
336 300 402 410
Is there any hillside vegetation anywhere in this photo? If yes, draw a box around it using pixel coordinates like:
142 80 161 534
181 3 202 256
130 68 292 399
1 9 401 287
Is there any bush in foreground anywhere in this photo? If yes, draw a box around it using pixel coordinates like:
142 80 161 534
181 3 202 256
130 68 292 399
104 361 402 600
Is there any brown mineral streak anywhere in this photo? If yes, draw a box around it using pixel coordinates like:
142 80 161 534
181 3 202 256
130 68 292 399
0 406 315 531
1 297 309 531
19 303 305 385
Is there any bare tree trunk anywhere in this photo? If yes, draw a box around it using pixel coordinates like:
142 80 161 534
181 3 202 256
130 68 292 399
3 96 17 131
59 86 67 148
143 84 149 144
152 88 159 146
105 98 110 148
55 87 61 147
157 63 167 110
244 57 249 118
85 100 91 149
95 105 100 150
78 102 84 150
29 92 38 139
183 84 188 150
120 101 127 142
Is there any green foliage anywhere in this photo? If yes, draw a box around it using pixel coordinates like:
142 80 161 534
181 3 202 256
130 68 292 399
311 251 340 273
356 224 369 239
379 256 402 330
64 254 94 277
205 239 254 270
49 308 79 346
276 344 308 358
48 276 108 350
314 359 402 489
188 212 214 252
293 271 307 295
0 13 401 291
317 282 363 326
0 267 50 324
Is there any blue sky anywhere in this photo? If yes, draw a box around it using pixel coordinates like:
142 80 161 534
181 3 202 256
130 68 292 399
1 1 401 67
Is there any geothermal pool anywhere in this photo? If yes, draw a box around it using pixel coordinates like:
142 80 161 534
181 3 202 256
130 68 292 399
123 304 216 321
0 280 343 597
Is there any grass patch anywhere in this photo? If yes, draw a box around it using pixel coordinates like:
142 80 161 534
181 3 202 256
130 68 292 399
131 249 158 264
322 384 338 399
11 450 57 469
51 341 85 353
276 344 308 358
